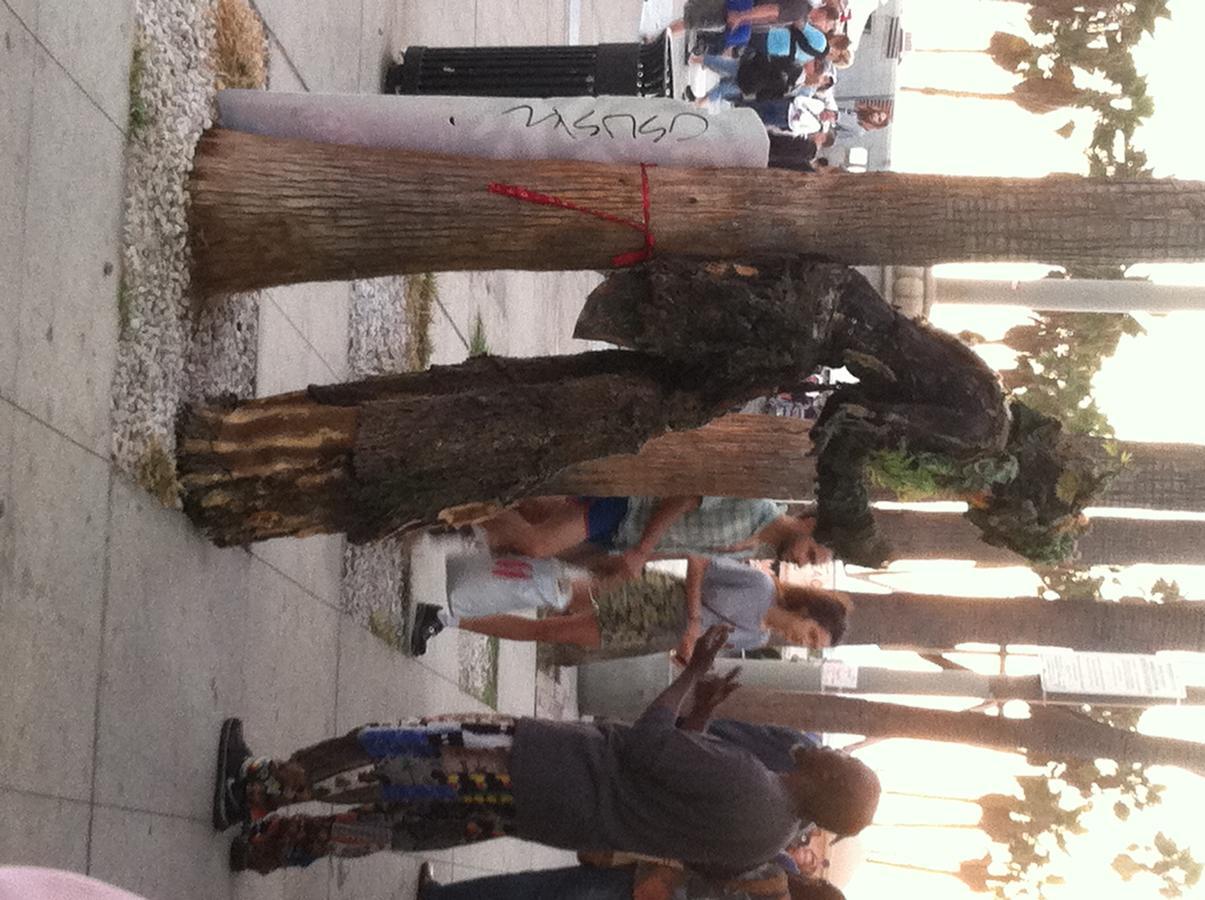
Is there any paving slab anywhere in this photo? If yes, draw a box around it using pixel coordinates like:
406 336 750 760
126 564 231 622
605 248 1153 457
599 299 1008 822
0 402 13 587
87 806 240 900
14 47 123 458
3 0 37 40
93 476 252 818
264 35 307 92
358 0 396 93
393 1 478 50
251 532 346 610
235 563 340 759
0 7 37 399
249 294 348 604
253 0 362 93
0 790 90 871
267 281 351 382
473 0 552 45
33 0 134 128
334 613 488 732
330 850 425 900
494 638 538 717
0 415 110 801
256 295 323 397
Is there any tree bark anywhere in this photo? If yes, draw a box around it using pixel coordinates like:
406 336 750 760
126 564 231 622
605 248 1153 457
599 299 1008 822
719 689 1205 775
1104 442 1205 513
178 351 719 544
711 658 1205 705
549 414 816 498
845 592 1205 653
189 129 1205 295
874 508 1205 566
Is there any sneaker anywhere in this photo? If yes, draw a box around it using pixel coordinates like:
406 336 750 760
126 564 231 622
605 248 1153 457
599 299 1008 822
409 604 445 657
416 861 438 899
213 718 252 831
229 834 251 873
683 86 697 102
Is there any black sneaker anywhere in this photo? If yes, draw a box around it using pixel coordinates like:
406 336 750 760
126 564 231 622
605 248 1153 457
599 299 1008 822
416 861 439 899
683 86 697 102
229 834 251 873
409 604 445 657
213 717 252 831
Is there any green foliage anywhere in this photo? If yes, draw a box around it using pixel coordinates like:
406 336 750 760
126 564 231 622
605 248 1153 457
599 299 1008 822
986 0 1170 175
867 403 1118 565
128 36 151 137
1114 832 1202 897
867 448 1019 501
965 401 1120 564
468 310 491 357
973 748 1178 898
1149 577 1185 603
1000 310 1145 438
403 273 437 372
368 608 404 650
1036 564 1110 602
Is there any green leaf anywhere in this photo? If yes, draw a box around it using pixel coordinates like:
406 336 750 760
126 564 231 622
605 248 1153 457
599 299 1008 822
1055 470 1081 504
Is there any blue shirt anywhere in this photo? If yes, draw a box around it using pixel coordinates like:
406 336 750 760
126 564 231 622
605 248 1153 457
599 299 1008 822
764 23 827 62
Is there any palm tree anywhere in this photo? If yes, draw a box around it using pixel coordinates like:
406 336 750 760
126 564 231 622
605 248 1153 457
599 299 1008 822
847 591 1205 653
188 131 1205 295
718 689 1205 774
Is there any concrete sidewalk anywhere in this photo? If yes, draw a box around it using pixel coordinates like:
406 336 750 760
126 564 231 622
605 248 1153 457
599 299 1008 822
0 0 673 897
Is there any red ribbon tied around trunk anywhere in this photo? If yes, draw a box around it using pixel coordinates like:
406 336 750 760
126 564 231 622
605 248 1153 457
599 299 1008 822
487 163 655 267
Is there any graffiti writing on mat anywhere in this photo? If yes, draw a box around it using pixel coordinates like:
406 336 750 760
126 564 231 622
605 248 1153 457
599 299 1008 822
502 104 710 143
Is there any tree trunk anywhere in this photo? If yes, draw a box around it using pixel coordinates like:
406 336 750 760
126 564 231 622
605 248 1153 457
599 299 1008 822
178 351 719 544
549 414 816 498
189 129 1205 295
718 690 1205 775
934 277 1205 313
900 86 1019 102
874 508 1205 566
845 592 1205 653
712 658 1205 704
1104 442 1205 513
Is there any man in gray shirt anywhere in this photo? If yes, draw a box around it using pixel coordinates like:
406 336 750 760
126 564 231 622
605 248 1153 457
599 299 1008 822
217 627 879 877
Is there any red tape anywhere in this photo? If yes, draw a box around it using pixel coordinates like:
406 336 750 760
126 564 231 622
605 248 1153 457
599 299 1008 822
487 163 655 267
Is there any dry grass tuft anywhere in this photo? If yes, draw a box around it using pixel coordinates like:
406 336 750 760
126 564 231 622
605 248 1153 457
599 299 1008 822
213 0 268 90
135 438 181 507
404 273 437 372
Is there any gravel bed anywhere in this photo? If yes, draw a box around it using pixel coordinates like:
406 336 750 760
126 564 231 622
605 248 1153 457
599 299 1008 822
342 276 510 708
340 277 416 646
110 0 259 503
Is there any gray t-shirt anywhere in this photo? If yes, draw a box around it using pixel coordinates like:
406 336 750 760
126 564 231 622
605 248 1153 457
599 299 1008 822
700 558 777 651
510 708 801 876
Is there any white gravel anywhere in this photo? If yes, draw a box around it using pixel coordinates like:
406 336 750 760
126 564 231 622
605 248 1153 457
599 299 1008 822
340 276 415 640
110 0 259 500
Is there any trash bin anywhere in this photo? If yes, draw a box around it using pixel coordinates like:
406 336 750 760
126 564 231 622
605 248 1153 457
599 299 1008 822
383 31 674 99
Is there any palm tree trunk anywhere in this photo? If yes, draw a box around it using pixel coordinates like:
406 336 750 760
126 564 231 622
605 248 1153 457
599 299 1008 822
189 129 1205 295
718 689 1205 774
899 86 1018 101
874 508 1205 566
549 414 815 498
1104 442 1205 513
847 592 1205 653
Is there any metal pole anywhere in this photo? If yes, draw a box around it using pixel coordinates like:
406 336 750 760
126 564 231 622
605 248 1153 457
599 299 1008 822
710 659 1204 708
934 277 1205 312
